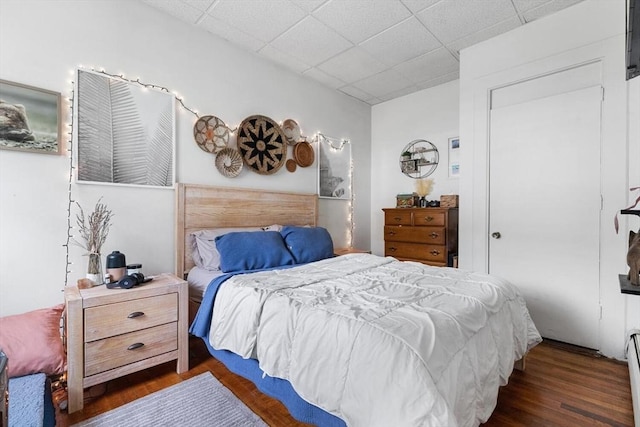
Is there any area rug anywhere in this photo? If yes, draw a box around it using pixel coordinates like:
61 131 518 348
72 372 266 426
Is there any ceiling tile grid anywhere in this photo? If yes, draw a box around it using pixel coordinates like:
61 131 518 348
141 0 585 105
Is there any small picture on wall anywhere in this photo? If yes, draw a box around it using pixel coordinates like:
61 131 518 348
0 79 61 154
76 69 175 187
448 137 460 178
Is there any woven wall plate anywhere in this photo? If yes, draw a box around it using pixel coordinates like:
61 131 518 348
215 147 243 178
286 159 297 173
282 119 301 145
237 115 287 175
293 141 314 167
193 115 229 154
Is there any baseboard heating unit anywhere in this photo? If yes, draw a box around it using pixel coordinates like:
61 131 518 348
629 331 640 427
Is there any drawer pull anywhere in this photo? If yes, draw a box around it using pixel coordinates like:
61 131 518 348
393 217 402 222
127 311 145 318
424 216 434 222
389 247 397 252
388 231 396 236
127 342 145 351
430 250 440 256
430 232 439 238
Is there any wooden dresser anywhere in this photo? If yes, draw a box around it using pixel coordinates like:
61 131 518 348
64 273 188 413
383 208 459 267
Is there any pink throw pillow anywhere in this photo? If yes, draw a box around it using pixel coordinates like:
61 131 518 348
0 304 66 378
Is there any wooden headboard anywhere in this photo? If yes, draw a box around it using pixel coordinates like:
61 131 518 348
175 183 318 279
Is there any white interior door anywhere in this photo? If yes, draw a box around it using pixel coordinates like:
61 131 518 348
489 84 602 349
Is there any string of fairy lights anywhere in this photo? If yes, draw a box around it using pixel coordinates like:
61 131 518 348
62 68 355 286
61 67 203 286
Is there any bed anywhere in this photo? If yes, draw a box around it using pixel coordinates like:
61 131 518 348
176 183 542 427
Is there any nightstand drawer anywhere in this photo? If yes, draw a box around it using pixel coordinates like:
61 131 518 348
84 293 178 342
384 226 445 244
84 322 177 376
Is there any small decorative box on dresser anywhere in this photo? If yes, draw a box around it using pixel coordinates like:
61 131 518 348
383 208 459 267
64 273 188 413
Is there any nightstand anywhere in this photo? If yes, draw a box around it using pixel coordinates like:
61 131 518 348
64 273 188 413
334 247 371 256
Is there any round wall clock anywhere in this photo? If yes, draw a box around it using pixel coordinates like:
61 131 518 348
237 115 287 175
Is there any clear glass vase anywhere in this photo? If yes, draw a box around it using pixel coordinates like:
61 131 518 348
86 253 103 284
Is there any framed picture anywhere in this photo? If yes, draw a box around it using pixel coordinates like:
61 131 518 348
318 135 351 200
0 79 61 154
448 136 460 178
76 69 175 187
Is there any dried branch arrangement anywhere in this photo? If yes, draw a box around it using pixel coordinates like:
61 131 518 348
72 198 113 255
415 178 434 198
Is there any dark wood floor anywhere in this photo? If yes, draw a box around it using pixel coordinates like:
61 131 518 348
60 337 634 427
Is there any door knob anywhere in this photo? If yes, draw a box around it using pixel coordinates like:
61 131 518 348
491 232 501 239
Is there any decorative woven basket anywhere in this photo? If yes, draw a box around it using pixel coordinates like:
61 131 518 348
215 147 243 178
193 115 229 154
293 141 314 167
237 115 287 175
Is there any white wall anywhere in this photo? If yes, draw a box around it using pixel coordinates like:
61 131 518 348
0 0 371 316
370 81 460 256
459 0 636 359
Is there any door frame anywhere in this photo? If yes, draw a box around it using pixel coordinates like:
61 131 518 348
459 36 629 357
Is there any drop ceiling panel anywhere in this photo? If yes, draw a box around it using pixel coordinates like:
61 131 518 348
352 68 414 98
182 0 215 12
359 17 442 66
394 47 459 84
199 14 265 52
317 47 387 83
522 0 584 23
313 0 412 44
270 16 353 66
446 16 522 58
208 0 306 43
303 67 347 89
141 0 585 105
399 0 442 14
143 0 203 24
416 0 517 44
258 45 311 74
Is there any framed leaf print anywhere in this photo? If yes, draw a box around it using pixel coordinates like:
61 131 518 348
76 69 175 187
318 134 351 200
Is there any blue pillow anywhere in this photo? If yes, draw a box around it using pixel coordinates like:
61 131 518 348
215 231 295 273
280 226 334 264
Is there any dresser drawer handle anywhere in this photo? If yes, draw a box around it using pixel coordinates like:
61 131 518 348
127 342 145 351
127 311 145 318
430 232 439 239
388 230 396 236
389 247 397 252
424 216 434 222
430 250 440 256
393 217 402 222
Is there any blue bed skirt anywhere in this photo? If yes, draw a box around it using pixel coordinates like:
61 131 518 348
191 270 345 427
199 337 345 427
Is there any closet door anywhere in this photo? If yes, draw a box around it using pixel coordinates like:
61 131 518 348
489 82 602 349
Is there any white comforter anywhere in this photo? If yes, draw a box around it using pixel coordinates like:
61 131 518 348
209 254 541 427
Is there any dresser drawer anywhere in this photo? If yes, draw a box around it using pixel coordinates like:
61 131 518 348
385 242 447 264
384 226 446 244
413 211 446 226
84 293 178 342
384 210 412 225
84 322 177 376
